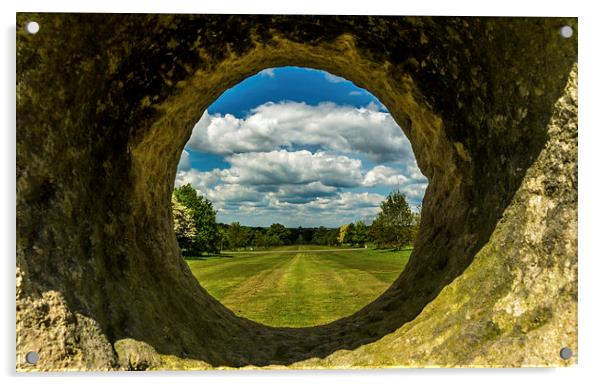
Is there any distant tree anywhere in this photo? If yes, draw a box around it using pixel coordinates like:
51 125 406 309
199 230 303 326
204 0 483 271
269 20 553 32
352 220 369 246
173 184 202 210
218 226 229 251
337 223 350 245
327 229 339 246
228 222 248 250
266 223 290 246
171 195 197 253
409 207 422 245
302 227 315 244
369 217 387 247
173 184 221 254
370 190 415 249
296 226 304 245
264 234 282 248
343 223 355 244
253 230 265 249
311 226 329 245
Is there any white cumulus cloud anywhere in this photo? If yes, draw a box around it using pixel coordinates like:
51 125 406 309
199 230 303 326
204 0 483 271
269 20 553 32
177 149 191 171
185 101 412 163
174 168 219 193
323 72 346 83
175 98 428 226
363 165 409 187
400 183 428 202
220 150 363 188
258 68 276 78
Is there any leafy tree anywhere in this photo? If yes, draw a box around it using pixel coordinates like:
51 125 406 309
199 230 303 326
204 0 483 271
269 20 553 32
370 190 415 249
352 220 369 246
173 184 202 210
344 223 355 244
173 184 221 254
337 223 350 245
311 226 329 245
409 208 422 245
253 230 265 249
218 225 229 251
266 223 290 246
369 217 387 247
264 234 282 248
326 229 339 246
171 195 197 253
228 222 248 250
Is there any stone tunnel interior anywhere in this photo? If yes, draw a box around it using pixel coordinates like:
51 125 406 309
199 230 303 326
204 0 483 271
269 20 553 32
16 14 578 370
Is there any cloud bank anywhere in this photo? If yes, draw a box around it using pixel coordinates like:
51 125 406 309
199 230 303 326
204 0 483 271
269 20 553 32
176 152 427 227
175 100 427 227
186 101 413 163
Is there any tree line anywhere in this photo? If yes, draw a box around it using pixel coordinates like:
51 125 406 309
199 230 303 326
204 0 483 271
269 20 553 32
172 184 420 256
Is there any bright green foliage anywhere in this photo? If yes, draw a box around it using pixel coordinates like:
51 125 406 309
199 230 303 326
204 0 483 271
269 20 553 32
266 223 291 246
173 184 221 254
352 220 369 246
217 226 229 251
337 221 369 246
370 190 416 249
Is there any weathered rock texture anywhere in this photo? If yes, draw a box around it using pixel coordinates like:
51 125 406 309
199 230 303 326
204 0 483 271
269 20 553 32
16 14 577 370
114 338 161 370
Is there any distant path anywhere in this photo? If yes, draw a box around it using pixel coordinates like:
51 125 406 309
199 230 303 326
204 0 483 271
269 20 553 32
224 248 368 254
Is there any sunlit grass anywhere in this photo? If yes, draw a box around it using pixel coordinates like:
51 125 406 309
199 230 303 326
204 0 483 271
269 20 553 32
186 246 411 327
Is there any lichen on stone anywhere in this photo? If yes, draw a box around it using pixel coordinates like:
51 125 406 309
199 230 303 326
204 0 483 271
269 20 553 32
16 14 577 370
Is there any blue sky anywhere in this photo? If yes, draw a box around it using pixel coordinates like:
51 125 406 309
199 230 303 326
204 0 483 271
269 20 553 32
176 66 427 227
207 67 383 118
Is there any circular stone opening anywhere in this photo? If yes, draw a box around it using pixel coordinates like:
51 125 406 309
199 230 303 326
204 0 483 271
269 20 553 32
172 66 427 328
17 15 577 370
122 45 499 365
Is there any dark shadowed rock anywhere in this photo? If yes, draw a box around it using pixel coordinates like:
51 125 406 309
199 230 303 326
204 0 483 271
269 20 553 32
16 14 577 370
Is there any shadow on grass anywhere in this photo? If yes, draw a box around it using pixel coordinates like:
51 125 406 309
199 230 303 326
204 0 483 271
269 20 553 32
184 253 236 261
371 246 414 253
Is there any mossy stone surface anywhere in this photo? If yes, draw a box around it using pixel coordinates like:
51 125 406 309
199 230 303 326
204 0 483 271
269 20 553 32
114 338 161 370
16 14 577 370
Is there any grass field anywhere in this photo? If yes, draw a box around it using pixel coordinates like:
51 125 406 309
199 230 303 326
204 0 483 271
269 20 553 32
186 246 411 327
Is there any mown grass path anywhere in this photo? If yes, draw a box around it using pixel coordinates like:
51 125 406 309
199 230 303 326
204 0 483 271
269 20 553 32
186 247 411 327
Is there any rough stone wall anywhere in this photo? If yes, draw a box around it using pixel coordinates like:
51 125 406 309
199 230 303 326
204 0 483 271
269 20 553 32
291 64 578 368
16 14 577 370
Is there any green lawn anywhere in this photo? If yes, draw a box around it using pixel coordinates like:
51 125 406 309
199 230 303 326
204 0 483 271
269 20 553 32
186 246 411 327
